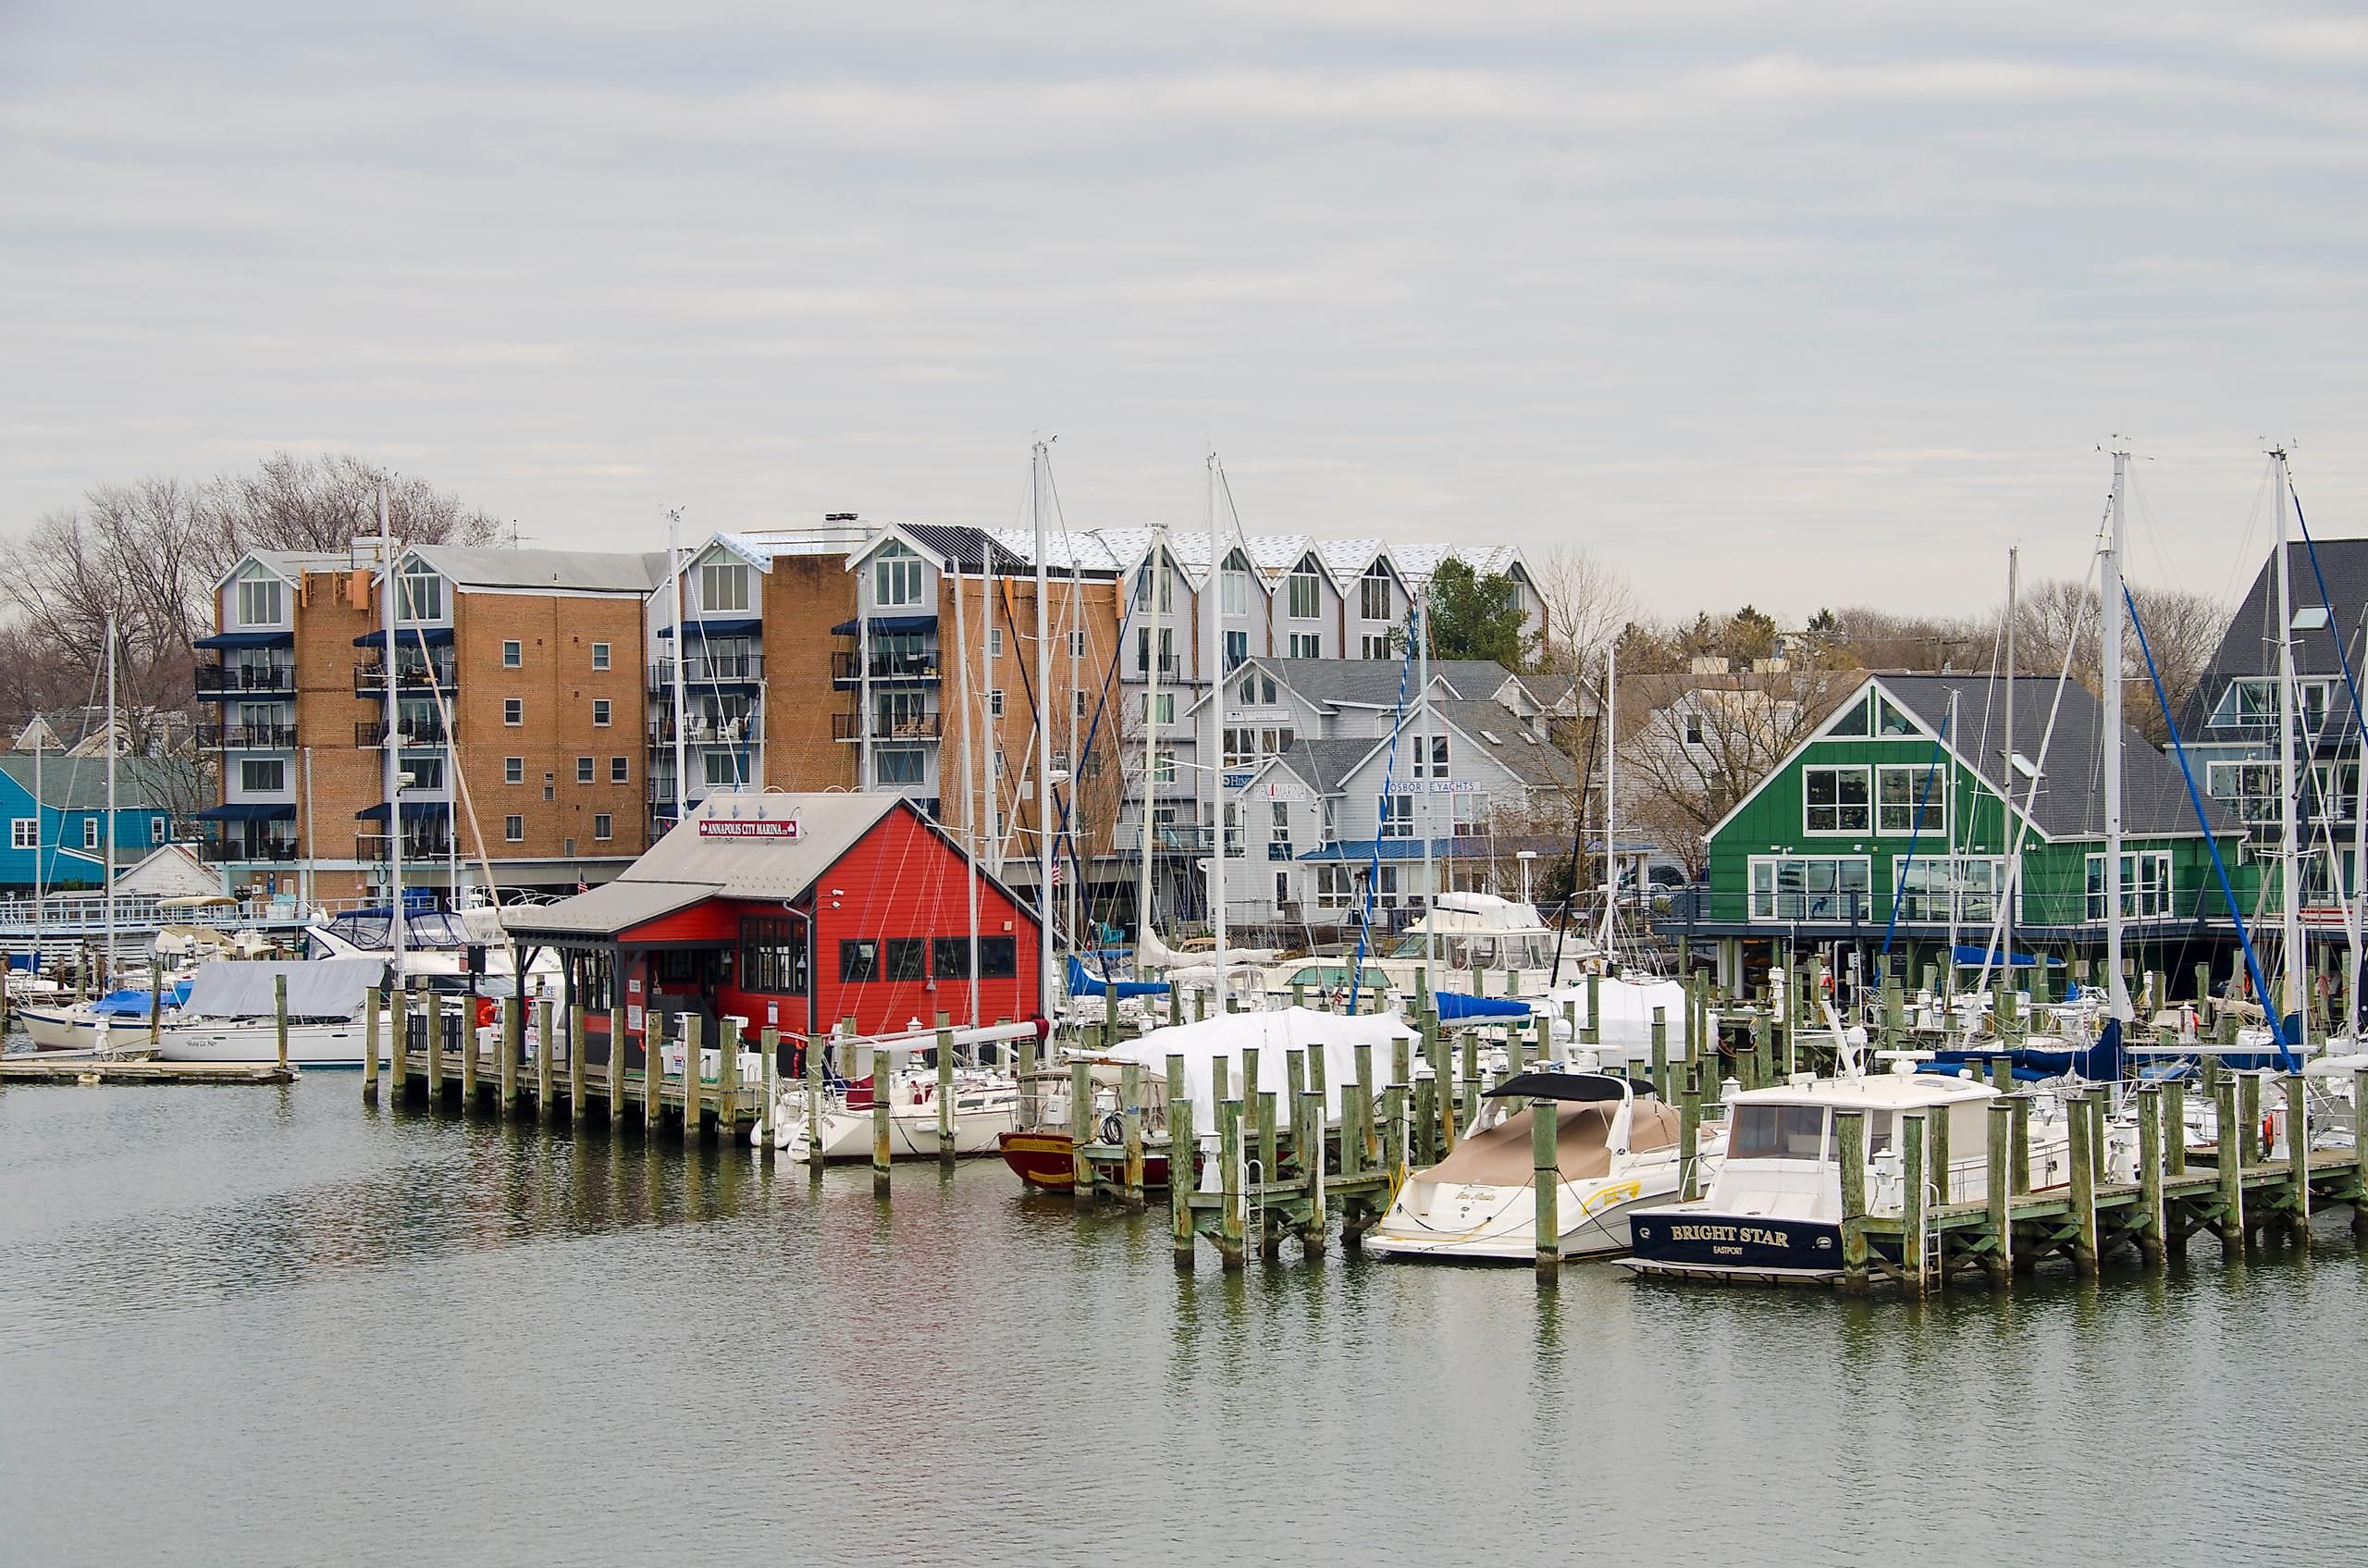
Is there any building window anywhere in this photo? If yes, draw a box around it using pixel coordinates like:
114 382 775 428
1315 865 1356 908
504 815 524 842
1360 562 1393 621
1137 627 1177 674
1073 690 1088 719
2209 677 2331 732
505 756 524 784
1379 795 1413 838
979 935 1018 978
738 918 808 994
840 939 881 982
1238 672 1277 706
240 758 286 792
1893 856 2004 924
931 937 972 979
502 640 522 668
576 756 594 784
1221 557 1250 616
1223 630 1248 672
1803 764 1871 833
1321 797 1338 843
503 698 523 726
610 756 629 784
1133 562 1174 612
592 642 610 671
1153 747 1176 784
1413 733 1449 779
876 746 925 784
83 818 98 849
989 688 1005 718
1288 633 1321 659
2087 850 2175 920
1452 792 1487 834
1683 711 1704 747
1877 765 1949 834
1141 692 1175 725
594 812 613 841
1360 634 1393 661
874 544 923 607
398 570 442 622
700 562 750 614
592 698 611 726
1270 799 1289 836
988 627 1003 660
1289 564 1322 620
236 577 283 626
1069 629 1087 658
1747 856 1872 921
1276 870 1291 906
881 937 925 982
703 749 746 788
8 819 32 849
152 816 166 844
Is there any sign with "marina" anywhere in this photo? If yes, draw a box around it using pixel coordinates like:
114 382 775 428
698 818 799 840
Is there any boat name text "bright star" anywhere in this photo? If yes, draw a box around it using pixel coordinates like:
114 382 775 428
1668 1223 1792 1249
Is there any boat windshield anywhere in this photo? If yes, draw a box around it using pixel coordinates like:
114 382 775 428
1730 1104 1828 1160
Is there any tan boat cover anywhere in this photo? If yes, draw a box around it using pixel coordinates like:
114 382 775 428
1412 1101 1681 1188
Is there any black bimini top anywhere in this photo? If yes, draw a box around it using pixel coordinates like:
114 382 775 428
1484 1070 1634 1104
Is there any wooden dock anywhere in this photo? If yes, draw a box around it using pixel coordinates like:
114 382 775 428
0 1056 295 1085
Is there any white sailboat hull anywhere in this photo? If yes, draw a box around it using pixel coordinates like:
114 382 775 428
154 1019 381 1067
761 1081 1018 1160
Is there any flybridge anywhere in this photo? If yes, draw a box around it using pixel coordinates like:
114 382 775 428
697 817 798 840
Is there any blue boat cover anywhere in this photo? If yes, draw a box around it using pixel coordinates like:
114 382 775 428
1065 955 1166 1000
89 982 192 1017
1436 990 1531 1021
1951 945 2060 969
1930 1020 2124 1082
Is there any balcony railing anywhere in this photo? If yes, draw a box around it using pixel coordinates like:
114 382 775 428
197 723 299 750
1651 885 2241 932
830 649 941 685
832 711 944 741
200 837 300 863
1116 824 1216 855
356 717 451 748
356 833 455 863
648 713 762 746
648 654 764 689
196 662 294 695
354 659 456 695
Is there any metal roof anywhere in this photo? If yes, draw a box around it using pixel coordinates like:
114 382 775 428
503 879 716 938
405 545 671 594
0 755 199 812
2185 537 2368 735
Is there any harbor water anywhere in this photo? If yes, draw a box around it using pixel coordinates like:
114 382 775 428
3 1075 2363 1567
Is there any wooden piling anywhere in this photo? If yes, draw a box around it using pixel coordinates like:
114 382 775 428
389 984 409 1098
1069 1057 1094 1201
1168 1054 1193 1268
1650 1007 1669 1102
2165 1079 2188 1176
1836 1106 1868 1292
1679 1063 1703 1202
1120 1061 1145 1210
567 1003 586 1123
2282 1073 2310 1239
535 996 553 1116
456 993 478 1106
2010 1089 2031 1195
609 1006 627 1122
273 973 289 1071
2354 1068 2368 1240
1217 1095 1245 1270
935 1016 956 1168
1901 1109 1928 1297
425 986 444 1104
1353 1043 1377 1169
363 985 381 1103
1532 1094 1560 1284
872 1046 893 1192
1256 1090 1280 1259
2214 1075 2244 1250
1583 971 1600 1046
646 1013 664 1134
2136 1082 2164 1265
759 1026 778 1151
2066 1093 2098 1275
1298 1088 1325 1258
803 1031 823 1168
717 1017 740 1138
1983 1099 2012 1282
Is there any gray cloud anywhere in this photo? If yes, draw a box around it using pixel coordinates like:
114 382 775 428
3 1 2363 619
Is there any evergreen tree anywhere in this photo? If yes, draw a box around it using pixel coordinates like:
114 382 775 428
1426 558 1534 666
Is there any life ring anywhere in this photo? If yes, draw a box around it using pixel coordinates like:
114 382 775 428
475 996 496 1030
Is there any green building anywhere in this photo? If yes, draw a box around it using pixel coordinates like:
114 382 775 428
1659 672 2257 999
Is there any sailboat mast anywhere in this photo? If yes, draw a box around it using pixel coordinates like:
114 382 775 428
2352 601 2367 1042
1416 588 1436 999
31 736 43 975
2272 447 2308 1040
1945 687 1960 1000
2101 449 2130 1025
1206 453 1229 1009
2002 547 2017 973
1138 528 1164 957
380 484 406 979
103 611 116 991
1032 442 1055 1022
1599 638 1618 956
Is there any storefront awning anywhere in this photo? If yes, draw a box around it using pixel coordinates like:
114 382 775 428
828 614 937 636
353 800 452 822
196 802 297 822
656 617 762 640
194 630 295 650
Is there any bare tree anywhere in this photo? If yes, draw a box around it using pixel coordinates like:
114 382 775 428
1534 545 1636 677
199 451 504 568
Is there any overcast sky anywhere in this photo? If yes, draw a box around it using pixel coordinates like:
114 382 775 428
6 3 2364 620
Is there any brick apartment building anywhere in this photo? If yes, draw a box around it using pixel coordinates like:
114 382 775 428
200 544 666 905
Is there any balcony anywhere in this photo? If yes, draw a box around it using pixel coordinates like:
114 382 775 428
198 722 299 750
832 711 944 741
831 649 941 686
195 662 293 697
356 833 455 863
1116 824 1215 855
649 653 764 689
355 716 451 748
648 712 762 747
201 836 300 863
354 658 456 696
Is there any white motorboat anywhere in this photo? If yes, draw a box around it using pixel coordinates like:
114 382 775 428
1368 1068 1724 1261
151 957 390 1067
1327 892 1594 1005
765 1067 1019 1160
1624 1067 2072 1282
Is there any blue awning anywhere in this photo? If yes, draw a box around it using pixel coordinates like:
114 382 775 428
829 614 938 636
197 802 297 822
352 626 455 648
1951 945 2063 969
194 630 294 650
353 800 451 822
655 617 763 640
1298 838 1459 862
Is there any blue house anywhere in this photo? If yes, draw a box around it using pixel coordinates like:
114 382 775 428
0 754 192 892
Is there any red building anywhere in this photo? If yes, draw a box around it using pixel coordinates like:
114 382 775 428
507 793 1042 1071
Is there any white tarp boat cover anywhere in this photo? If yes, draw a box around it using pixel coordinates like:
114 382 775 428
1137 928 1278 970
181 958 388 1020
1421 891 1547 930
1099 1006 1417 1123
1538 977 1710 1060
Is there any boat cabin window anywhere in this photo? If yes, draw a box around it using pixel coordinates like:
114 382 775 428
1867 1109 1894 1156
1730 1104 1828 1160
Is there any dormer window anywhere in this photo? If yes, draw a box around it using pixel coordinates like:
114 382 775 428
874 543 923 607
1289 559 1322 620
699 561 750 614
1360 561 1393 621
398 569 442 622
235 576 283 627
1221 549 1251 616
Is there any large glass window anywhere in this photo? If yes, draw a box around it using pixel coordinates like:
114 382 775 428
1877 764 1947 834
239 758 286 792
2086 850 2174 920
1748 857 1871 921
236 577 283 626
700 562 750 614
1288 566 1321 620
931 938 971 979
740 918 807 994
1803 765 1870 833
876 746 925 784
398 570 442 622
873 544 923 607
883 938 926 982
1730 1104 1828 1160
1379 795 1413 838
1892 856 2004 924
978 936 1018 978
840 939 881 982
1359 562 1393 621
1223 630 1248 672
1221 562 1250 616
